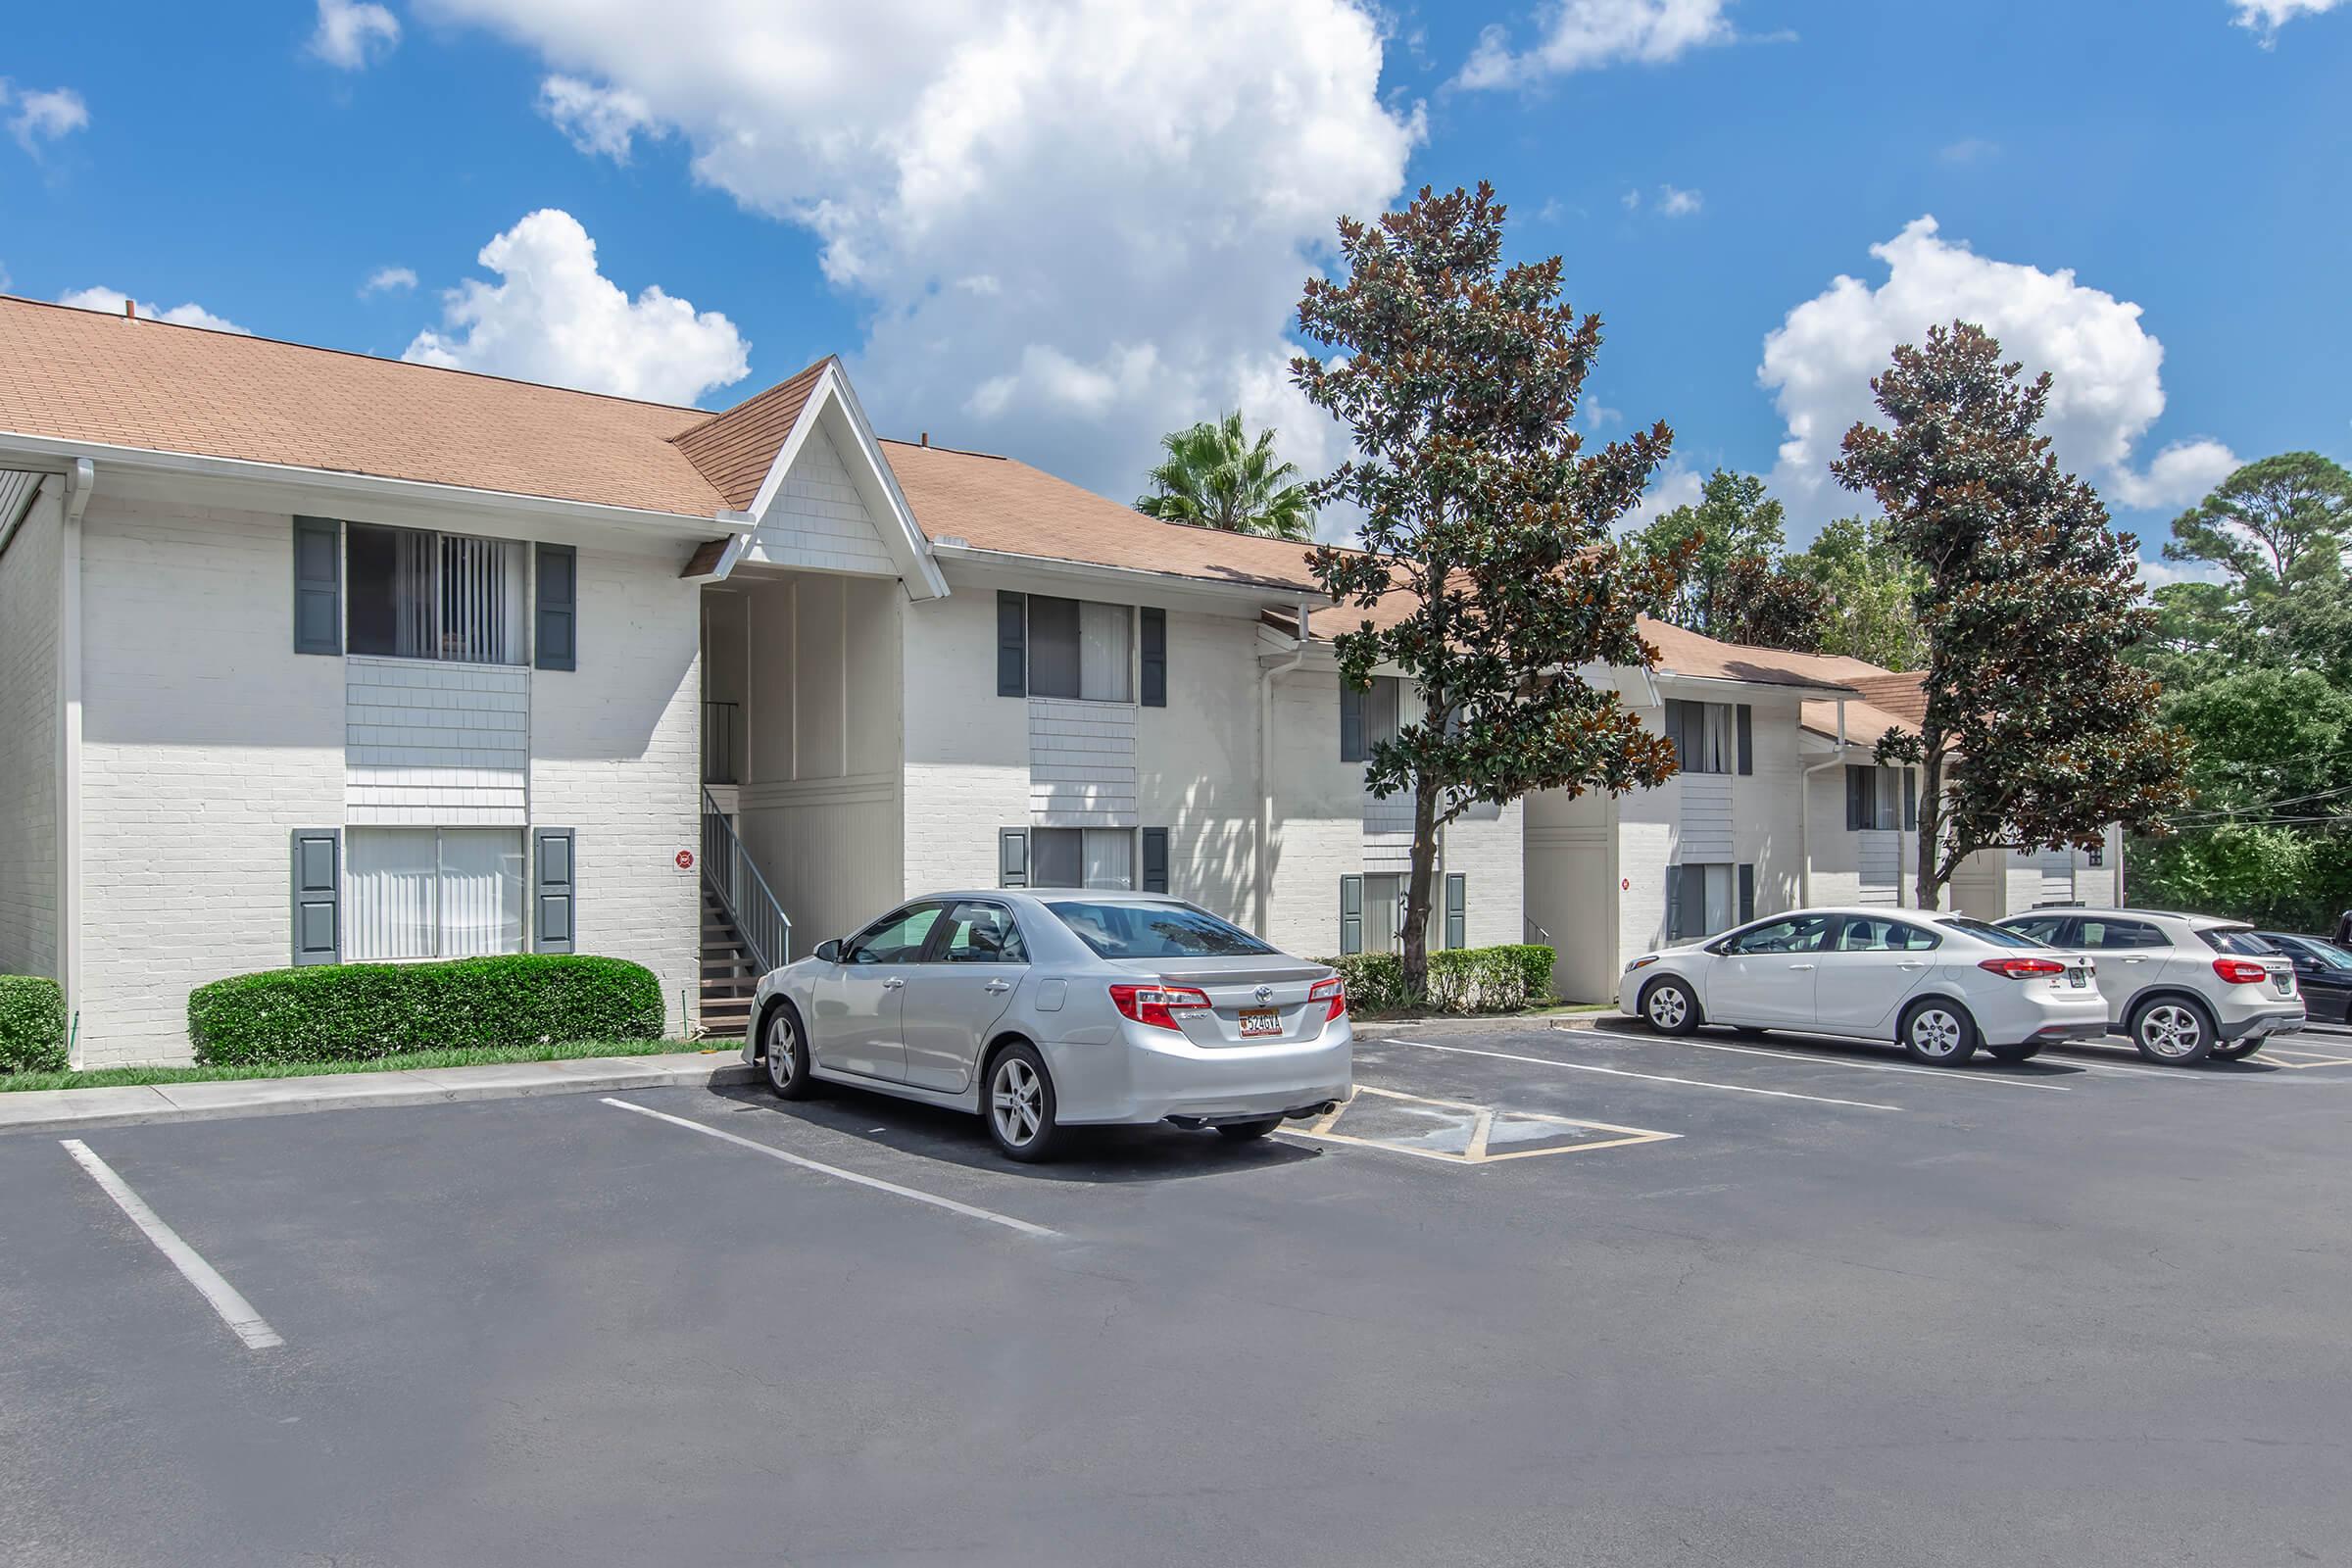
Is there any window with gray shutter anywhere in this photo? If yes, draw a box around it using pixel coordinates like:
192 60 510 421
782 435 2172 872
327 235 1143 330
292 517 342 656
1738 862 1755 925
998 829 1029 887
1026 595 1082 699
1902 768 1918 832
1846 765 1868 830
1140 608 1166 708
1736 705 1753 774
532 828 576 953
1340 682 1365 762
290 829 341 964
1340 874 1363 955
997 593 1026 697
1445 872 1466 950
1141 828 1169 893
1663 699 1687 769
534 544 577 671
1664 864 1685 945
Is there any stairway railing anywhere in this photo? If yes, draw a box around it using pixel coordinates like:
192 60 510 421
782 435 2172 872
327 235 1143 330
701 787 791 975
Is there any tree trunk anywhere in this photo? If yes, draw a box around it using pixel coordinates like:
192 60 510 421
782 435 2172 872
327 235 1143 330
1914 746 1947 909
1402 775 1440 1002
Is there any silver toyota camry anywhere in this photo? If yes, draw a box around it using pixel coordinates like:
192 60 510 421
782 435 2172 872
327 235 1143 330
741 890 1353 1161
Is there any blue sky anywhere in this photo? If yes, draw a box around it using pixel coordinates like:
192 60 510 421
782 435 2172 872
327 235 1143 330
4 1 2348 568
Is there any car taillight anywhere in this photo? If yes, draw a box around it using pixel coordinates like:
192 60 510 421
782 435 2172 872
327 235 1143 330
2212 957 2270 985
1108 982 1212 1031
1310 975 1347 1021
1978 957 2067 979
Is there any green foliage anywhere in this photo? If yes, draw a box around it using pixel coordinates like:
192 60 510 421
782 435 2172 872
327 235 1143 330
187 955 664 1066
1135 411 1315 540
1319 944 1555 1014
1292 181 1681 1000
1789 514 1928 669
0 976 69 1074
1631 469 1789 632
1832 320 2188 906
2163 452 2352 615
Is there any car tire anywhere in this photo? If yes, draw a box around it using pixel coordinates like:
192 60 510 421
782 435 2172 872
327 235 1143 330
1641 977 1702 1035
2128 998 2216 1065
761 1004 819 1101
2211 1037 2264 1061
1899 999 1979 1066
1216 1117 1282 1143
1984 1040 2043 1063
984 1042 1064 1163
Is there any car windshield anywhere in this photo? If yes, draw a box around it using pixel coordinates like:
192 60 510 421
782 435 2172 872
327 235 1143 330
1045 901 1275 959
2199 925 2277 957
1947 917 2049 949
2275 935 2352 971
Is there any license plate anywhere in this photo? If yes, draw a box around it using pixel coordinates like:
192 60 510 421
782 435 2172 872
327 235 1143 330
1238 1007 1283 1038
2069 968 2087 989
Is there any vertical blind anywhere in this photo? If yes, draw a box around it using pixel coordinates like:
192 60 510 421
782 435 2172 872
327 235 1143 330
1078 601 1132 703
346 828 524 960
369 527 525 664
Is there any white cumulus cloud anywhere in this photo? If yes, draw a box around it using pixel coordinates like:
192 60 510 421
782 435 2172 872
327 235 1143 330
2231 0 2348 42
55 286 248 334
361 265 417 295
310 0 401 69
5 83 89 151
419 0 1420 501
1757 216 2236 525
1459 0 1735 88
402 209 750 405
1656 184 1703 217
1616 465 1705 536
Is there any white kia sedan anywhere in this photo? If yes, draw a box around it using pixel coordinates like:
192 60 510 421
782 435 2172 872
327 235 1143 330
1618 907 2108 1065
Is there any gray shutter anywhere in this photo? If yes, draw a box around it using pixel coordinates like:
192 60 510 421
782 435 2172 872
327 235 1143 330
292 517 341 656
1340 683 1364 762
1663 700 1686 769
1141 828 1169 894
1902 768 1919 832
997 592 1026 697
1736 705 1753 775
1665 865 1685 943
290 829 341 965
1738 862 1755 925
1340 874 1363 956
533 827 576 953
1845 765 1867 831
1445 872 1466 951
534 544 577 671
998 829 1028 888
1140 607 1167 709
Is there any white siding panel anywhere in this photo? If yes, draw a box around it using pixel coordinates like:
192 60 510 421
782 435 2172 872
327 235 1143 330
345 656 529 825
751 425 898 575
1679 772 1735 861
1029 696 1137 826
1857 830 1900 905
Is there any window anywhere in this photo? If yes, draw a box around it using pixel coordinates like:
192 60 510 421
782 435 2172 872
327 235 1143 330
1846 764 1917 830
1947 917 2049 949
1023 594 1132 702
1723 913 1833 956
2274 935 2352 971
1668 863 1736 942
2002 914 2072 947
1364 872 1408 953
1836 916 1941 953
847 903 946 964
1664 700 1748 775
2197 925 2276 957
346 522 527 664
2078 918 2165 950
1341 676 1404 762
938 901 1028 963
1030 827 1134 890
1046 900 1274 960
345 828 523 960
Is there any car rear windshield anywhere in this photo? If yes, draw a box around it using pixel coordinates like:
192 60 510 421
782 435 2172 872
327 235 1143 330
1943 917 2049 949
2197 925 2275 956
1045 901 1276 960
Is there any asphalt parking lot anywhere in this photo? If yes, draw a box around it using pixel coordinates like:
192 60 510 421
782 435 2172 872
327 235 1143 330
6 1020 2350 1568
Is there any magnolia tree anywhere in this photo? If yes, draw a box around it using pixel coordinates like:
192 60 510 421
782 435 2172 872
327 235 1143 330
1832 321 2188 907
1292 182 1684 999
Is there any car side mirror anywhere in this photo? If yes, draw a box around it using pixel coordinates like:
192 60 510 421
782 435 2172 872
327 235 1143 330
813 939 844 964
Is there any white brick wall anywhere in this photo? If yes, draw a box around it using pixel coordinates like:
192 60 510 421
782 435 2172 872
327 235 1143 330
346 656 528 825
1029 696 1138 826
0 479 60 980
1134 607 1259 926
904 585 1032 896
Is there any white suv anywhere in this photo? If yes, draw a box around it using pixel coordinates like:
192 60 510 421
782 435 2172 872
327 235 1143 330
1993 908 2304 1064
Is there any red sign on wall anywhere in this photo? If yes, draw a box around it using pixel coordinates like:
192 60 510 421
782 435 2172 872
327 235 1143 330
675 849 696 871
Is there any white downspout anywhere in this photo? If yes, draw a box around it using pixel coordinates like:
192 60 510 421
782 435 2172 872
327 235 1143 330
1798 697 1847 908
58 460 91 1061
1255 601 1310 936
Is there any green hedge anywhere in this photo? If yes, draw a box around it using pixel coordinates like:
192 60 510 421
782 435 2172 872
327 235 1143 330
0 976 69 1074
1319 944 1556 1015
188 955 664 1066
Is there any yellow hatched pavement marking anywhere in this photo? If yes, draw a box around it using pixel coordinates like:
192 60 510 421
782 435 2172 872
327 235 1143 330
1281 1084 1677 1165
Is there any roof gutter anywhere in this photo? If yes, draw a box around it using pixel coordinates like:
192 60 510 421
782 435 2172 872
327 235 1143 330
927 540 1316 610
1256 600 1312 935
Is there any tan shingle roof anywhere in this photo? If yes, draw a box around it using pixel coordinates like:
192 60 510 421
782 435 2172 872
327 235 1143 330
670 359 831 510
1804 670 1926 746
0 294 734 516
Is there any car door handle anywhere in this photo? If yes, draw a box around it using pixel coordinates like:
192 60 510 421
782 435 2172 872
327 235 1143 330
881 977 906 990
1897 961 1928 970
1788 963 1816 971
983 980 1011 994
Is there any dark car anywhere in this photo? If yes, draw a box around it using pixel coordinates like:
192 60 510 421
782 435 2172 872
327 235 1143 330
2255 933 2352 1025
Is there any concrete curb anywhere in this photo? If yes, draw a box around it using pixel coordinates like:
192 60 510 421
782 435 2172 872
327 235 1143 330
0 1051 760 1136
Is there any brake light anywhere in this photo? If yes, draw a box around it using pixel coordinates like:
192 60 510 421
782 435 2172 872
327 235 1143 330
2212 957 2270 985
1979 957 2067 979
1108 982 1212 1031
1310 975 1347 1021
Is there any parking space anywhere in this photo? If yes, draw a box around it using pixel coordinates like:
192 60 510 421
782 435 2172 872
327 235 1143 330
6 1017 2351 1566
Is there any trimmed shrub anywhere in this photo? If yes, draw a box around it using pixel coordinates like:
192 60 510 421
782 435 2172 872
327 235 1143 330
0 976 69 1074
1316 943 1556 1015
189 955 664 1066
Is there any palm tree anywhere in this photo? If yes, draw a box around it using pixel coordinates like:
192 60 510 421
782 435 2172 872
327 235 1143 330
1135 412 1315 540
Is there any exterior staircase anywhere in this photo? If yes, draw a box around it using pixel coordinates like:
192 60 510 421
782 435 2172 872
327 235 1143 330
696 787 792 1041
698 889 761 1041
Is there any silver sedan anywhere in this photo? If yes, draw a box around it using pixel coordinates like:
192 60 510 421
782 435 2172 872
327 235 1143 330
741 890 1353 1161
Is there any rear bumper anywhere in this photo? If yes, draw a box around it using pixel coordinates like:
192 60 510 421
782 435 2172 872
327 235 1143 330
2027 1019 2111 1043
2220 1006 2305 1042
1041 1021 1354 1126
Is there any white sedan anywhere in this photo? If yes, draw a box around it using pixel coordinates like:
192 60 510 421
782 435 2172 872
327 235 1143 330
1618 907 2108 1065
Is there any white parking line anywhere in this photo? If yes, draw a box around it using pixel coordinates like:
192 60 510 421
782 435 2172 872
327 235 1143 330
1381 1040 1904 1112
600 1099 1059 1239
1605 1033 2073 1092
60 1139 283 1351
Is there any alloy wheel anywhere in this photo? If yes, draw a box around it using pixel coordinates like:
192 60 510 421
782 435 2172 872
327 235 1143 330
2139 1004 2205 1059
992 1057 1045 1148
765 1009 798 1092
